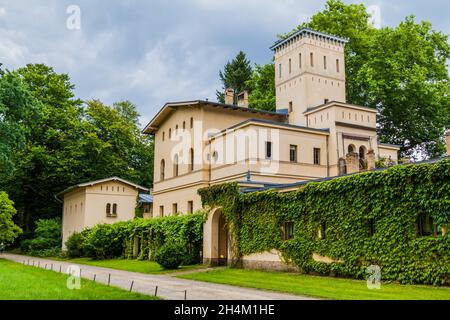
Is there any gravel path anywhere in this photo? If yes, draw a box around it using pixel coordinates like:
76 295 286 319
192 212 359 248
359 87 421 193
1 253 314 300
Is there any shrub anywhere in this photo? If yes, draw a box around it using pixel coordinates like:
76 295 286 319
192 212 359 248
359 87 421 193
83 222 127 259
27 218 61 256
154 242 187 269
65 230 88 258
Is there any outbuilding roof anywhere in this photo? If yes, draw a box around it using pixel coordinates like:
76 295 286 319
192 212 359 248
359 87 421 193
57 176 149 196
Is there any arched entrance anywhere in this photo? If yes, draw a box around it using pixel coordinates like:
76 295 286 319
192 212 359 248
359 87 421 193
203 208 229 266
217 213 228 266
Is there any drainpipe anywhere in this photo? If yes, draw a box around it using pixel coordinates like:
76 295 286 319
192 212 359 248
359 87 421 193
326 134 330 177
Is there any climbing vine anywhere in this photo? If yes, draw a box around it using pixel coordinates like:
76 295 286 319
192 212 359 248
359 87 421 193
199 159 450 285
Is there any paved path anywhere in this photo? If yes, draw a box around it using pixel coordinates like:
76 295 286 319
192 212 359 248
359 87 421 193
1 253 314 300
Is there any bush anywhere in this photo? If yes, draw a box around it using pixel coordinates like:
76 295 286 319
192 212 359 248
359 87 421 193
65 231 88 258
83 222 127 259
27 218 61 256
154 242 187 269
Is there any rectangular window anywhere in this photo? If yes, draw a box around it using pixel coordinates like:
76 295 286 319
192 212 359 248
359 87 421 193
289 145 297 163
187 201 194 214
310 52 314 67
313 148 321 165
288 58 292 73
299 53 302 69
283 222 294 240
265 141 272 159
288 101 293 113
172 203 178 215
417 213 439 236
323 56 327 69
159 205 164 217
336 59 340 73
278 64 282 78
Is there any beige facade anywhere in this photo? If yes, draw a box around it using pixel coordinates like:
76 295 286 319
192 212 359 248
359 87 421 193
60 177 149 248
143 28 401 266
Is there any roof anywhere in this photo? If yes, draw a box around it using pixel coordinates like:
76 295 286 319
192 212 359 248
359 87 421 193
241 156 450 194
270 28 348 51
303 101 378 115
209 118 330 140
139 193 153 203
378 143 402 149
142 100 288 134
57 176 149 196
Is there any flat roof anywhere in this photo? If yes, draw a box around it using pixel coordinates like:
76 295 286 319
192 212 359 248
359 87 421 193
209 118 330 140
270 28 348 51
303 101 378 115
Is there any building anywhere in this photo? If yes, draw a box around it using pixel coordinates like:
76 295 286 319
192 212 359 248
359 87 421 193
143 28 400 265
58 177 149 247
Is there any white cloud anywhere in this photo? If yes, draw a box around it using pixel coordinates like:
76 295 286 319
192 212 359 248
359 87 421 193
0 7 6 18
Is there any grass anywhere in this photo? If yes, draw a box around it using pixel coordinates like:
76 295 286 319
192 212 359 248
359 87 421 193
0 259 159 300
51 257 206 275
177 268 450 300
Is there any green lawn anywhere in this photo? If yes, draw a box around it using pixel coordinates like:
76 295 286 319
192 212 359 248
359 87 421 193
178 268 450 300
53 257 205 274
0 259 159 300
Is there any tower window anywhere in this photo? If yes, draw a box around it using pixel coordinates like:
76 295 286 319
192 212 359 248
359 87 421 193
288 58 292 74
299 53 302 69
323 56 327 69
189 148 194 172
310 52 314 67
173 154 179 177
190 117 194 128
160 159 165 180
336 59 340 73
278 64 282 78
265 141 272 159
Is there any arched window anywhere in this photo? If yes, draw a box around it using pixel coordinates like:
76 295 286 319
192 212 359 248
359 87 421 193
189 148 194 172
112 203 117 215
348 144 355 154
359 146 367 159
106 203 111 215
173 154 179 177
160 159 165 180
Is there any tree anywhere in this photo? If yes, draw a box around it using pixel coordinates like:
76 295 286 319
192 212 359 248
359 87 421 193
246 62 276 111
0 191 22 244
0 70 41 179
216 51 253 104
356 17 450 157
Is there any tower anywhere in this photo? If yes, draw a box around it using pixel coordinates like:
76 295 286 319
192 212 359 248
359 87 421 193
271 28 348 126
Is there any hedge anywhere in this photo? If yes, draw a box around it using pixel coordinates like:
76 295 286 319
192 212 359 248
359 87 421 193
199 159 450 285
65 213 205 263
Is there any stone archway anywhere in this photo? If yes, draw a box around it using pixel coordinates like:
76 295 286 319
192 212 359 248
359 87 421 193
203 207 229 266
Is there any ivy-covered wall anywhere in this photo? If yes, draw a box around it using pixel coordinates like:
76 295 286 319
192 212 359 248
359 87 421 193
199 159 450 285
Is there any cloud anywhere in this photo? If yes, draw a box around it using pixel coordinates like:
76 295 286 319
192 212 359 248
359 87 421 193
0 0 448 128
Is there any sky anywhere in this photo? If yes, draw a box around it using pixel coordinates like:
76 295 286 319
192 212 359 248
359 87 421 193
0 0 449 128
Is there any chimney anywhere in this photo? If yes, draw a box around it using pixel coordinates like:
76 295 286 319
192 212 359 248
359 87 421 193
224 88 234 105
446 130 450 156
237 90 249 108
